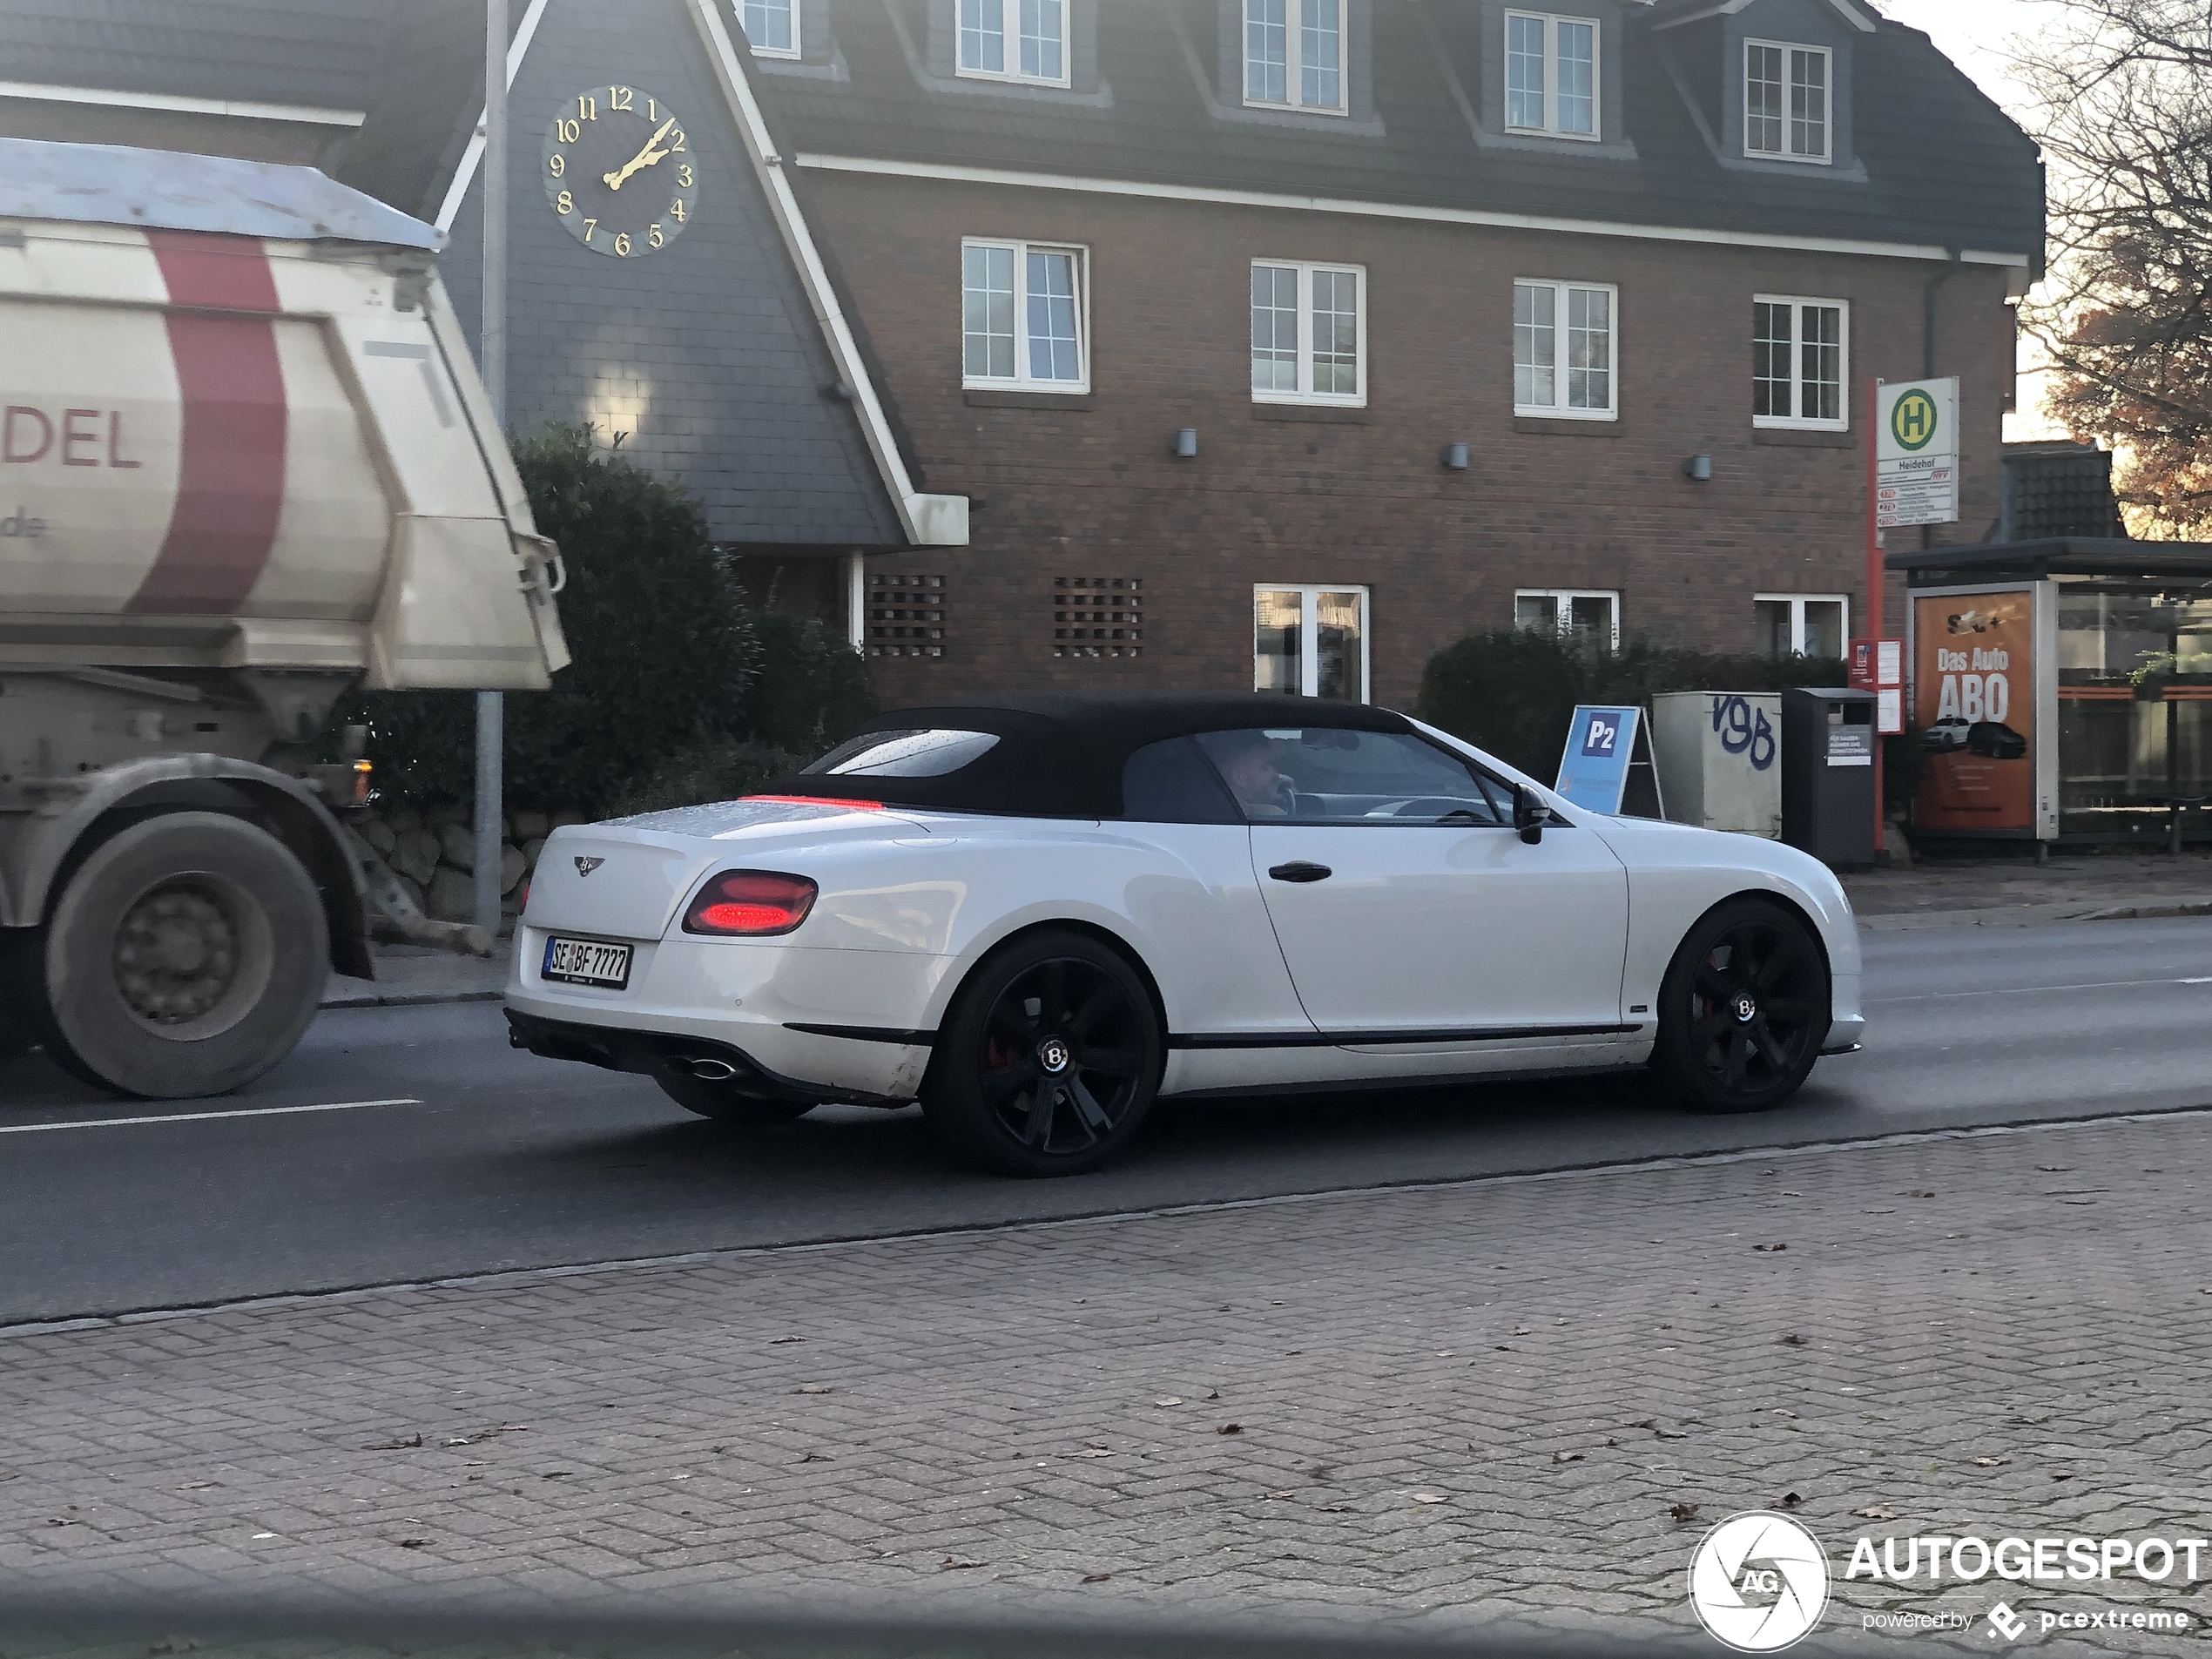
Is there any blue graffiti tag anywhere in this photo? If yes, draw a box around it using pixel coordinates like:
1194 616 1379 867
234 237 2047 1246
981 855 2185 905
1711 695 1777 772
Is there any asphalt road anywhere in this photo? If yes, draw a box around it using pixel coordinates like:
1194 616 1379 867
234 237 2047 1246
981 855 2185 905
3 916 2209 1325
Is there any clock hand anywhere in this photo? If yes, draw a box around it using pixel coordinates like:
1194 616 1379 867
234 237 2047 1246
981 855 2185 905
602 117 678 190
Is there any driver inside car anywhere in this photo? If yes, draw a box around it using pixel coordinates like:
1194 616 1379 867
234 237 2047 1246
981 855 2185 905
1212 730 1292 817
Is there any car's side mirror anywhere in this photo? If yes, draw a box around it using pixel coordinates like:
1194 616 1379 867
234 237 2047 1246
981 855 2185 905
1514 786 1550 845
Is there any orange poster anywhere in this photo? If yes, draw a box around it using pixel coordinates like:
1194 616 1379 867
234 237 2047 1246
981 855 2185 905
1912 591 2034 832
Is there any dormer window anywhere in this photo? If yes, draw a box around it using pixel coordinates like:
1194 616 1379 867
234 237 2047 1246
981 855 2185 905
1505 11 1598 139
1244 0 1346 114
1745 40 1831 162
958 0 1069 87
740 0 798 57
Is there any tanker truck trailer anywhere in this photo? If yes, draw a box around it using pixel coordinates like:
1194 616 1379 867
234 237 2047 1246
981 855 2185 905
0 137 569 1098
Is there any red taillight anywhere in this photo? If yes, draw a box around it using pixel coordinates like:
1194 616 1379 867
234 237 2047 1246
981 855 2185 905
740 794 885 812
682 871 818 936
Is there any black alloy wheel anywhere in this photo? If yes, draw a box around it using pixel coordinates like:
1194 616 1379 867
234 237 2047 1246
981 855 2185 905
923 929 1163 1177
1652 899 1830 1114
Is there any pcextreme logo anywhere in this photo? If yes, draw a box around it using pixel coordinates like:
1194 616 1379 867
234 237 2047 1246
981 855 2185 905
1688 1511 1831 1651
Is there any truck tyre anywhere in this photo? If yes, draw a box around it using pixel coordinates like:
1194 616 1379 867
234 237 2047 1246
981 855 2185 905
35 812 329 1099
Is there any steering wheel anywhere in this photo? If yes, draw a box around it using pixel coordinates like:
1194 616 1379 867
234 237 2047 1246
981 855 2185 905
1372 797 1495 824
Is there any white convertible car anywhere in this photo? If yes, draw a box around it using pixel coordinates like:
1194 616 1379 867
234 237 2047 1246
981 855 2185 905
506 691 1863 1176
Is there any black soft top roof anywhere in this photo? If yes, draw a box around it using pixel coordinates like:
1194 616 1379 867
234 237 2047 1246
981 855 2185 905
772 691 1413 818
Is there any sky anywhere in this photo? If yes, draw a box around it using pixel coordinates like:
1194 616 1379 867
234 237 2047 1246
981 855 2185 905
1873 2 2070 435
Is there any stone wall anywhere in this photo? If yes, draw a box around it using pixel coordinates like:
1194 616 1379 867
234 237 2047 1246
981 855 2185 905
354 805 591 924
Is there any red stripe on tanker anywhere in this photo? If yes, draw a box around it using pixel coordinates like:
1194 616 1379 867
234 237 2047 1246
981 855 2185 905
125 230 288 616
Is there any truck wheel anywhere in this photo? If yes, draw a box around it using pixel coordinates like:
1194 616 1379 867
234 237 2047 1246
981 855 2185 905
36 813 329 1099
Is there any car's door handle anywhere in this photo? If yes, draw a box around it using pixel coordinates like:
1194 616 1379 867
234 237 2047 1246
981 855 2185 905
1268 861 1333 883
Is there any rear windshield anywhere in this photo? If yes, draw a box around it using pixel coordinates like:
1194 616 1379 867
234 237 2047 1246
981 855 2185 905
806 728 1002 779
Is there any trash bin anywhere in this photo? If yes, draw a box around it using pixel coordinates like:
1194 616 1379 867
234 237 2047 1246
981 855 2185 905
1649 692 1784 838
1781 687 1878 867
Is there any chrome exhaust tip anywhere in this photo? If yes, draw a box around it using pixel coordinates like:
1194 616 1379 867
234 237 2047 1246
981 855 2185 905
685 1057 738 1082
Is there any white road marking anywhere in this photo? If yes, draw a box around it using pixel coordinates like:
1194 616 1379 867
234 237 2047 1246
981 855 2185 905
1869 975 2212 1004
0 1099 426 1136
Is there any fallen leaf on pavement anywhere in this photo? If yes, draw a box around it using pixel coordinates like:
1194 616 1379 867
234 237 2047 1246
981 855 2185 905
939 1555 986 1571
1777 1334 1808 1345
397 1539 428 1549
1082 1573 1111 1583
792 1385 833 1395
1905 1190 1936 1199
1217 1423 1244 1435
1553 1451 1583 1464
1670 1503 1700 1522
362 1433 422 1450
1629 1419 1658 1429
1069 1447 1115 1459
1411 1492 1448 1504
1777 1492 1804 1508
1654 1427 1689 1440
770 1336 806 1345
1512 1327 1534 1336
1771 1410 1798 1419
1153 1396 1183 1407
1266 1490 1296 1499
1855 1506 1897 1520
44 1518 78 1527
1971 1457 2010 1467
1753 1243 1788 1253
797 1453 832 1464
177 1482 217 1491
1205 1390 1221 1400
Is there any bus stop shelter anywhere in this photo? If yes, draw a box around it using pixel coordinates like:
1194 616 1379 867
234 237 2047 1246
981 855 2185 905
1887 538 2212 847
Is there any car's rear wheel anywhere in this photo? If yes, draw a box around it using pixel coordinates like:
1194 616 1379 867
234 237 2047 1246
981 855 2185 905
922 929 1163 1177
654 1072 816 1126
1651 899 1829 1115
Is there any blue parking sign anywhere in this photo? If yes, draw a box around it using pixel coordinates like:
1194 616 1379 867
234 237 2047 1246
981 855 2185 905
1554 705 1642 813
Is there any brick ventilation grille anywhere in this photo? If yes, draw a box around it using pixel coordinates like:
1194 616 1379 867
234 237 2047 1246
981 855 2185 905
1054 577 1144 658
866 574 946 658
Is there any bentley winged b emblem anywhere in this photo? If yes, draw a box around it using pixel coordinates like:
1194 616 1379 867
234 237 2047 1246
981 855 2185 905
574 856 605 877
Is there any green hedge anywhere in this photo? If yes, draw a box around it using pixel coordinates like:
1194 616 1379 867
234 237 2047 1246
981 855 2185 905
341 425 875 815
1416 630 1848 779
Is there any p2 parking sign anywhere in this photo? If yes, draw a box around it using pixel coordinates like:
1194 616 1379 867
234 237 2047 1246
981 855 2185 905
1555 705 1642 813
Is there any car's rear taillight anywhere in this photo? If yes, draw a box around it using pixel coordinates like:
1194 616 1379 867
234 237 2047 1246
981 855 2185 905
682 871 818 936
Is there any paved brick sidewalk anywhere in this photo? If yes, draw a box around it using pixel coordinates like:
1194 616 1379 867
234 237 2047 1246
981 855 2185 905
4 1114 2209 1652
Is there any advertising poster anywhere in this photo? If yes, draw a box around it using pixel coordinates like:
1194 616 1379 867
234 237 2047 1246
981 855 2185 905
1912 590 2035 831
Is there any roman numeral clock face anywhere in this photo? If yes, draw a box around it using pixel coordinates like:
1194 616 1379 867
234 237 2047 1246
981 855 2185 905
542 85 698 258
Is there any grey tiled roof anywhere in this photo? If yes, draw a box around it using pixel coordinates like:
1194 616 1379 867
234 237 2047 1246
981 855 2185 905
748 0 2043 261
0 0 397 112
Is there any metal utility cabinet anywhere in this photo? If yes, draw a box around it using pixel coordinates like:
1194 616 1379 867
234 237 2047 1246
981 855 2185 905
1781 689 1878 867
1649 692 1783 838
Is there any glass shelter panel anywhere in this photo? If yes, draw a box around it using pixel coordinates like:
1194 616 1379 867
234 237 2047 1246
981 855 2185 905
2054 578 2212 837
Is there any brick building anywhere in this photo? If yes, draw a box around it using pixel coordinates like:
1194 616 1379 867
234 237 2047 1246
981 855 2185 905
2 0 2047 711
735 0 2043 706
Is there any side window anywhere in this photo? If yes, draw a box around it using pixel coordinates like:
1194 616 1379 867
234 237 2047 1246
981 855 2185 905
1120 737 1242 824
1192 729 1516 826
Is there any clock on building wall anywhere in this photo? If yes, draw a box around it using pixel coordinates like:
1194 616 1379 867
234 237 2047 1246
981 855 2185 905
541 84 699 258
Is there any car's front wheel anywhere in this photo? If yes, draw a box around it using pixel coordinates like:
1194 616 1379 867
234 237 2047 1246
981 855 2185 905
1650 899 1830 1115
922 929 1163 1177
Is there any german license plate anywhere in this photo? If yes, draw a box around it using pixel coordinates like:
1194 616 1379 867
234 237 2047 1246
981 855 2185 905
542 936 632 989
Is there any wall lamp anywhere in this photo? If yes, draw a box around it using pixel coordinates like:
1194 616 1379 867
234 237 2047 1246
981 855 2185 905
1442 442 1469 471
1683 453 1714 482
1173 428 1199 459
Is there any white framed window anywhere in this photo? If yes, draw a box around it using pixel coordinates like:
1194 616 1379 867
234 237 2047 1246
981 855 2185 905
957 0 1070 87
1251 261 1365 405
1514 279 1615 419
740 0 799 57
1256 585 1370 699
961 239 1088 392
1756 594 1848 658
1504 11 1599 139
1753 296 1848 429
1244 0 1347 115
1516 590 1620 651
1745 40 1831 162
